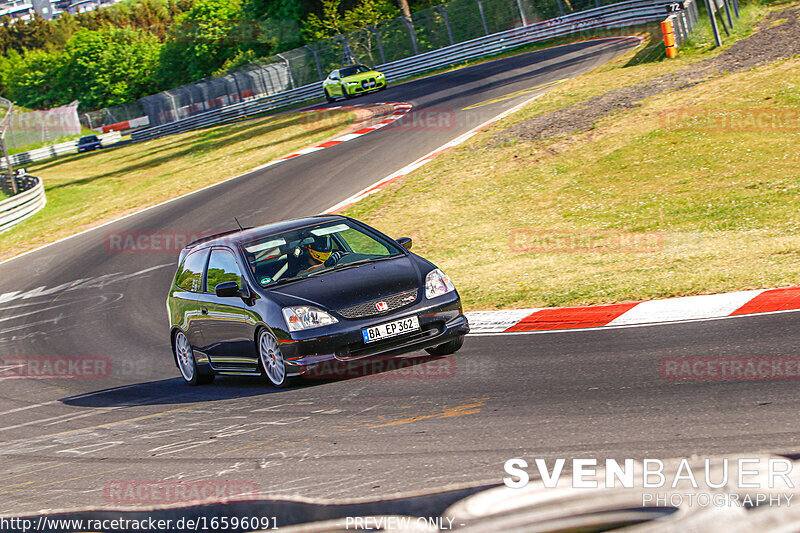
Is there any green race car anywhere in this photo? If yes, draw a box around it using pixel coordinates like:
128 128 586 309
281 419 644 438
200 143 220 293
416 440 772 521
323 64 387 102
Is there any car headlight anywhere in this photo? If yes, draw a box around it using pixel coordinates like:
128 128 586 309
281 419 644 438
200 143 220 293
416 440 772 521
282 306 338 332
425 269 455 299
346 81 359 85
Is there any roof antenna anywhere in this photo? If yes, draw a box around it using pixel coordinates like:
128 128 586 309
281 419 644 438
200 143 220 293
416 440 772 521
234 217 244 231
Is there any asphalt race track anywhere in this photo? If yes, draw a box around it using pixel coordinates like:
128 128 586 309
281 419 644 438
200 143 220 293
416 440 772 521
2 37 799 516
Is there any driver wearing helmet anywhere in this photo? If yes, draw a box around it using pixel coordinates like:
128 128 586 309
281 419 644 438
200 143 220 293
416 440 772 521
288 235 345 277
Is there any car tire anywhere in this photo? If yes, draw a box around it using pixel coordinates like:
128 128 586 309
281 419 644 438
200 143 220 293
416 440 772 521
324 89 334 103
257 328 289 387
425 335 465 356
174 331 214 385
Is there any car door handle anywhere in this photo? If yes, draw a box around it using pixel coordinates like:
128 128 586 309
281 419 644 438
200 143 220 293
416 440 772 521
201 307 208 315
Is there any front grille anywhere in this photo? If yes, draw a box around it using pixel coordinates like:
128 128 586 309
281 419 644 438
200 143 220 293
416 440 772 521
336 288 418 319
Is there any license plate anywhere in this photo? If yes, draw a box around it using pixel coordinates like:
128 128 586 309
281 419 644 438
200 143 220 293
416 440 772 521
362 316 420 343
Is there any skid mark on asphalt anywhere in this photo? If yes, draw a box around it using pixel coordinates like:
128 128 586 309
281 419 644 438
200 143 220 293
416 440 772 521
0 389 203 433
370 399 487 428
0 405 202 447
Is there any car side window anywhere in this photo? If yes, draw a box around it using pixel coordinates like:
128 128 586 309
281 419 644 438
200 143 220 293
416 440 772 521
330 71 339 80
175 249 208 293
206 249 243 293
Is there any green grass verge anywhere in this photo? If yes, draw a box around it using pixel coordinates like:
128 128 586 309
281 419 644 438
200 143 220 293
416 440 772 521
0 109 355 260
345 2 799 310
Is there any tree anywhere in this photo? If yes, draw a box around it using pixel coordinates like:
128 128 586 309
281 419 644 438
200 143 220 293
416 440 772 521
57 27 162 108
302 0 398 41
396 0 410 17
156 0 244 87
0 48 65 108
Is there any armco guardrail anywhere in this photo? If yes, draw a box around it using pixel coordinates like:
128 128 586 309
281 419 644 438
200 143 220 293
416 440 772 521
0 175 45 233
3 131 122 168
132 0 686 142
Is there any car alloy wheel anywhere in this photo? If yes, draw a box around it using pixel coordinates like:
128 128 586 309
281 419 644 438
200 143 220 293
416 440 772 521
174 331 213 385
175 331 197 383
258 329 287 387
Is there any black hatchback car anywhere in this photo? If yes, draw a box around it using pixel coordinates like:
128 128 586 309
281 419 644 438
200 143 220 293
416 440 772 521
166 215 469 386
77 135 103 153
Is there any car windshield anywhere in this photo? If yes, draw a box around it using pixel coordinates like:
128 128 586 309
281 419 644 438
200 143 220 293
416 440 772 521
339 65 371 77
80 135 98 143
241 220 403 287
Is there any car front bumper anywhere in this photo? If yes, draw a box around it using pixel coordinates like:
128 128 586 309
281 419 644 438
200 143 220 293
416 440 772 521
280 293 468 372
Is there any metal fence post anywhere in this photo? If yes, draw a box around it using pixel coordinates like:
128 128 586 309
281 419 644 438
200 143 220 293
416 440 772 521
0 98 16 195
703 0 722 45
476 0 490 35
722 0 734 29
163 92 176 123
516 0 529 26
366 27 387 65
556 0 566 17
253 64 269 96
715 0 730 35
402 16 420 55
434 7 455 44
305 45 325 81
276 53 296 88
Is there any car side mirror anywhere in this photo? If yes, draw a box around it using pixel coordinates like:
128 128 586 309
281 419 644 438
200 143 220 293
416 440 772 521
215 281 240 298
397 237 412 250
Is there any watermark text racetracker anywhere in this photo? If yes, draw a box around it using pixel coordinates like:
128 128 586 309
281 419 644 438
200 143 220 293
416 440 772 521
510 228 664 253
302 106 534 131
105 231 213 254
660 107 800 132
0 355 149 379
502 457 798 508
662 356 800 381
0 355 110 379
104 480 259 505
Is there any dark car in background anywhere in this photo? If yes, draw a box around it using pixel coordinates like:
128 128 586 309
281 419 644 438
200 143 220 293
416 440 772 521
166 215 469 387
77 135 103 153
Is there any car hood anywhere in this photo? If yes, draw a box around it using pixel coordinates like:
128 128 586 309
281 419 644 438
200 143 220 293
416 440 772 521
341 71 383 82
268 255 423 311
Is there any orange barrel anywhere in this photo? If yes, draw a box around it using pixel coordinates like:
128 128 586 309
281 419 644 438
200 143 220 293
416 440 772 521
661 18 678 58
